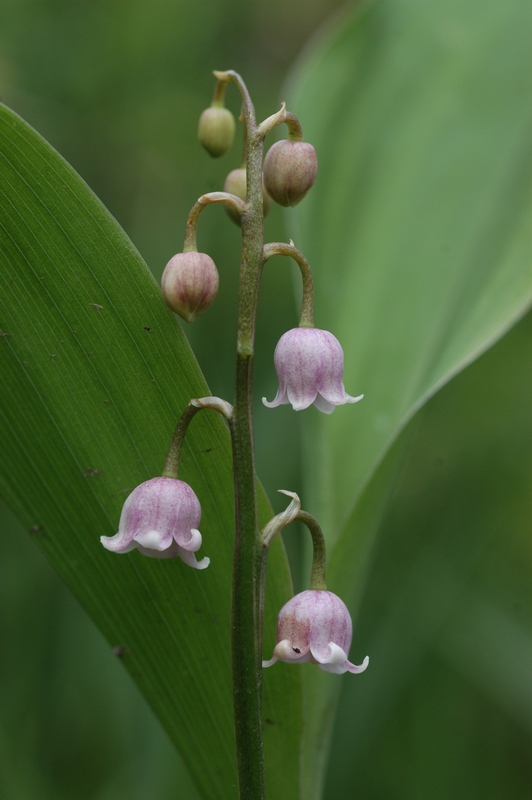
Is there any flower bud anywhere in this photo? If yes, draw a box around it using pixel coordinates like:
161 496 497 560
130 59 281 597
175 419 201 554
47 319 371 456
198 107 235 158
263 140 318 207
161 251 219 323
223 167 272 225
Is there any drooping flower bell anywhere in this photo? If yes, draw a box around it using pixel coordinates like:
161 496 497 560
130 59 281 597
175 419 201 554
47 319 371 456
100 476 209 569
262 590 369 674
262 327 363 414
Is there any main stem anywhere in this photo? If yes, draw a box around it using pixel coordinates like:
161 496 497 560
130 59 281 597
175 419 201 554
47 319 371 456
223 71 267 799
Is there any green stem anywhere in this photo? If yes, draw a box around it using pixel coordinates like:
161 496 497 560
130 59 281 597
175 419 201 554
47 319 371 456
262 242 314 327
216 69 267 800
296 511 327 591
162 403 201 479
184 192 247 251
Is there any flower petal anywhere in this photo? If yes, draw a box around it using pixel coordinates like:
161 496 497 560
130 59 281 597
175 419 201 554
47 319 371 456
100 533 136 553
262 655 278 668
273 638 310 662
345 655 370 674
262 387 288 408
310 641 348 666
135 528 172 551
177 547 210 570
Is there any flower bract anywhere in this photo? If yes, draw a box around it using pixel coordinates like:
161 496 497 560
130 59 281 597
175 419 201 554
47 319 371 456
262 589 369 674
100 476 209 569
262 327 363 414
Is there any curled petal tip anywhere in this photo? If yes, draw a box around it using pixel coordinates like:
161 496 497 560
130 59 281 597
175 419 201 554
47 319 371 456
346 655 369 674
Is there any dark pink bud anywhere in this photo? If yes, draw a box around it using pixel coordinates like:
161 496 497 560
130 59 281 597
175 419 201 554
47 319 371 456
263 140 318 207
161 251 219 323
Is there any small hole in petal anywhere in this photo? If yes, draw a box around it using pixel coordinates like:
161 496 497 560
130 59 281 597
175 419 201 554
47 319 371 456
293 647 301 653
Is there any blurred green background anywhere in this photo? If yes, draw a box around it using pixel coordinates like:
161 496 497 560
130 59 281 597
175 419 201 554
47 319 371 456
2 0 532 798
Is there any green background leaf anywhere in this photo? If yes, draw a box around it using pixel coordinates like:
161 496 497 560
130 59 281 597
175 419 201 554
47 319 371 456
0 104 302 800
286 0 532 795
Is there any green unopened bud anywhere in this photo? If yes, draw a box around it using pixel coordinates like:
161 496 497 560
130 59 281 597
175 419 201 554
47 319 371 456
223 167 272 225
161 252 219 323
263 140 318 207
198 107 235 158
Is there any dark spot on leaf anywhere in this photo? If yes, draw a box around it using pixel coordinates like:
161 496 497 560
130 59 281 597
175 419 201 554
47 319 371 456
265 718 276 726
194 608 204 614
144 326 153 333
113 645 127 658
103 399 109 404
0 332 12 338
83 468 104 477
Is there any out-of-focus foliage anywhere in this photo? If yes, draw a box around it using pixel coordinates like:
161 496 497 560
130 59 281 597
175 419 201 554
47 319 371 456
288 0 532 797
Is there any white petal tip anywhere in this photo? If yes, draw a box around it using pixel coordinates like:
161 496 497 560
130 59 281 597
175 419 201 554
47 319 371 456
262 396 277 409
262 657 278 668
347 655 369 674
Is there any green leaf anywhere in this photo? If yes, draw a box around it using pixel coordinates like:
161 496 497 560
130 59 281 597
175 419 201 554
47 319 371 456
326 311 532 799
286 0 532 794
0 104 302 799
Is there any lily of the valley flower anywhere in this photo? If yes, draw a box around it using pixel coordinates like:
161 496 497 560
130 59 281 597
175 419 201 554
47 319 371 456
262 589 369 674
262 327 363 414
100 476 209 569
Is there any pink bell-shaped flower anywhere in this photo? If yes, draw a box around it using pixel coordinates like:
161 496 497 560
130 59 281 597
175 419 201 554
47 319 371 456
262 590 369 675
100 476 209 569
262 328 363 414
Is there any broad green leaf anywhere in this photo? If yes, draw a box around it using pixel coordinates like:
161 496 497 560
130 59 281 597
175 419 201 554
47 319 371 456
326 311 532 800
0 104 302 799
286 0 532 794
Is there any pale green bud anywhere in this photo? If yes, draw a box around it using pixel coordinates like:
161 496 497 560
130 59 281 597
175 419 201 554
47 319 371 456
198 107 235 158
223 167 272 225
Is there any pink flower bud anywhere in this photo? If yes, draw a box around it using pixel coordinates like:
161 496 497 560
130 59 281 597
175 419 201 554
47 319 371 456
262 327 363 414
100 477 209 569
262 590 369 674
263 140 318 207
161 252 219 323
